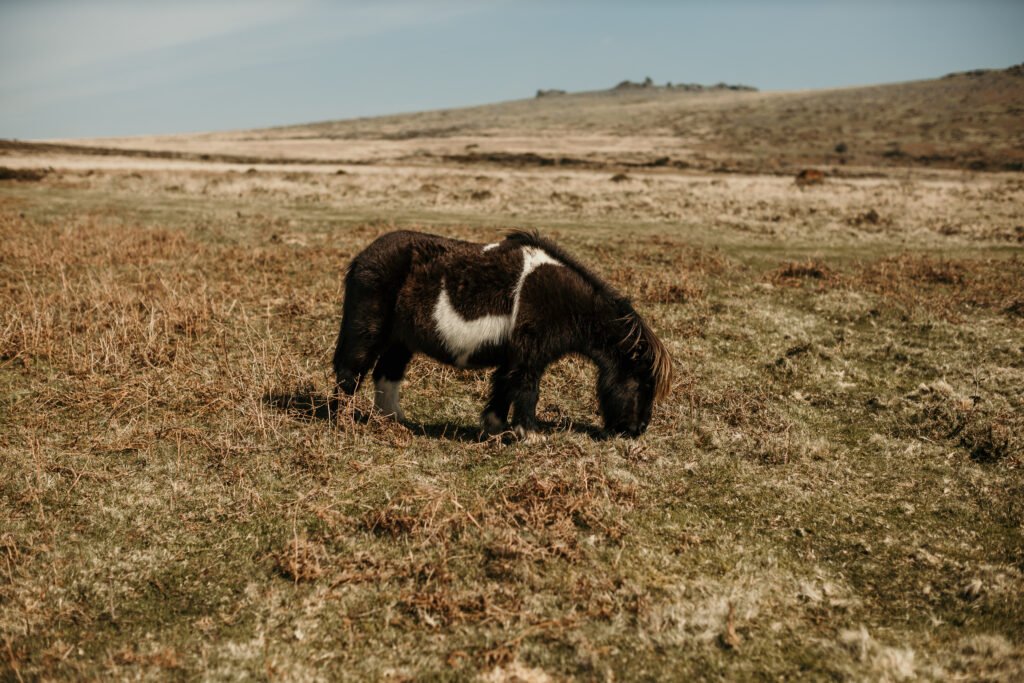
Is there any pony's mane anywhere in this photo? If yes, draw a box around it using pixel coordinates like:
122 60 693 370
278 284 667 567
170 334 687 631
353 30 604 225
616 309 673 402
504 230 672 402
505 230 622 300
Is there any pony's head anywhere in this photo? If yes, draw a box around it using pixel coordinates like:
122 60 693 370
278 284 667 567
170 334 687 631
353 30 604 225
598 300 672 437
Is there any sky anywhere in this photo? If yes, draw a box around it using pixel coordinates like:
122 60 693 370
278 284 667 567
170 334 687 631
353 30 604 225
1 0 1022 140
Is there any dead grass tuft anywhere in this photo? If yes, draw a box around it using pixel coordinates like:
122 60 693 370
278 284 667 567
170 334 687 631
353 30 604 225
500 467 637 535
847 208 884 227
632 275 704 305
600 240 728 306
772 259 835 283
398 586 519 629
274 537 326 582
362 487 473 540
855 254 1024 319
1004 299 1024 317
112 646 182 670
795 169 825 186
894 381 1023 463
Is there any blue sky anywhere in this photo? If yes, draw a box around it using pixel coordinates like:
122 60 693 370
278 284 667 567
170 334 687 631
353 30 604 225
1 1 1021 139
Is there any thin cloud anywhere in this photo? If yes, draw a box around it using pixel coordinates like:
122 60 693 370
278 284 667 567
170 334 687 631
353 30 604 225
0 1 308 89
1 1 488 114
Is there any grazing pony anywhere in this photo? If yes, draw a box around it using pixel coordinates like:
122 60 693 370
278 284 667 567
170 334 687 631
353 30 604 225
332 230 671 438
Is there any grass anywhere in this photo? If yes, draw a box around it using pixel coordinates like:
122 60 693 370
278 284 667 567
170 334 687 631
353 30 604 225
1 161 1023 681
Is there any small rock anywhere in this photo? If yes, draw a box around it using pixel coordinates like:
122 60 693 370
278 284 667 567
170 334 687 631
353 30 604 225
795 169 825 186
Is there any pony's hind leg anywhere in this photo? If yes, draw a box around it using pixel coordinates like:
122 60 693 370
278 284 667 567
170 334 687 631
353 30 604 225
332 324 378 398
332 269 394 399
372 343 412 421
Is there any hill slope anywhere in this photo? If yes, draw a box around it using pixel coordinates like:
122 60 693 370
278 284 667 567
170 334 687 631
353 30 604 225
8 65 1023 175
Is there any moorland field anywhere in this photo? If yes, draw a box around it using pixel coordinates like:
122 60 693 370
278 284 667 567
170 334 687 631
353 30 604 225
1 68 1023 680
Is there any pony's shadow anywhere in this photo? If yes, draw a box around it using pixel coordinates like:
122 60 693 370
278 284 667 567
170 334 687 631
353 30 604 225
263 391 607 442
263 391 354 423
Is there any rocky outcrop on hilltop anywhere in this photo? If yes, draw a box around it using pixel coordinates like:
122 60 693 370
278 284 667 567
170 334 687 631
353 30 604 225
613 76 757 92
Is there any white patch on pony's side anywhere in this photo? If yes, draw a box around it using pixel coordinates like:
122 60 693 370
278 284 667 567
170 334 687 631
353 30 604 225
433 290 511 367
432 246 560 367
374 378 405 421
482 242 500 252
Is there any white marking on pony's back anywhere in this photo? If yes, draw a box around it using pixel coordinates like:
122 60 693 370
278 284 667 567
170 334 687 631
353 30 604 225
513 247 559 320
482 242 500 252
432 245 560 367
374 378 405 421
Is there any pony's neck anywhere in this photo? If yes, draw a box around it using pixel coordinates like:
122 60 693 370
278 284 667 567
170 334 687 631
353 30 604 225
581 300 631 377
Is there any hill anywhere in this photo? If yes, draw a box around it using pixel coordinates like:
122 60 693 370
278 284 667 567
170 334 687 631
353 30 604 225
10 65 1022 175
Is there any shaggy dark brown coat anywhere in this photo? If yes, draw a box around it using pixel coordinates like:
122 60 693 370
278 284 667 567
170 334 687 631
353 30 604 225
332 230 671 437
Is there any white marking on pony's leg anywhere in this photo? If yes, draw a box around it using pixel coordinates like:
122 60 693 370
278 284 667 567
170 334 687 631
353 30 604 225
482 242 500 252
513 425 546 443
374 378 405 421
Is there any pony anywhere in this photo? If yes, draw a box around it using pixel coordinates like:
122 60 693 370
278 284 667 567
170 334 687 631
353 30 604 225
331 230 671 438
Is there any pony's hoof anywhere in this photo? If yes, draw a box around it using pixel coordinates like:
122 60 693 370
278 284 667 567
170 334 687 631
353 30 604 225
377 408 406 423
513 425 546 443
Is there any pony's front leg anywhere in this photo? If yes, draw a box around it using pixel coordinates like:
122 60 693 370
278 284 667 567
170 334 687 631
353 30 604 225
481 366 513 434
509 366 544 441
